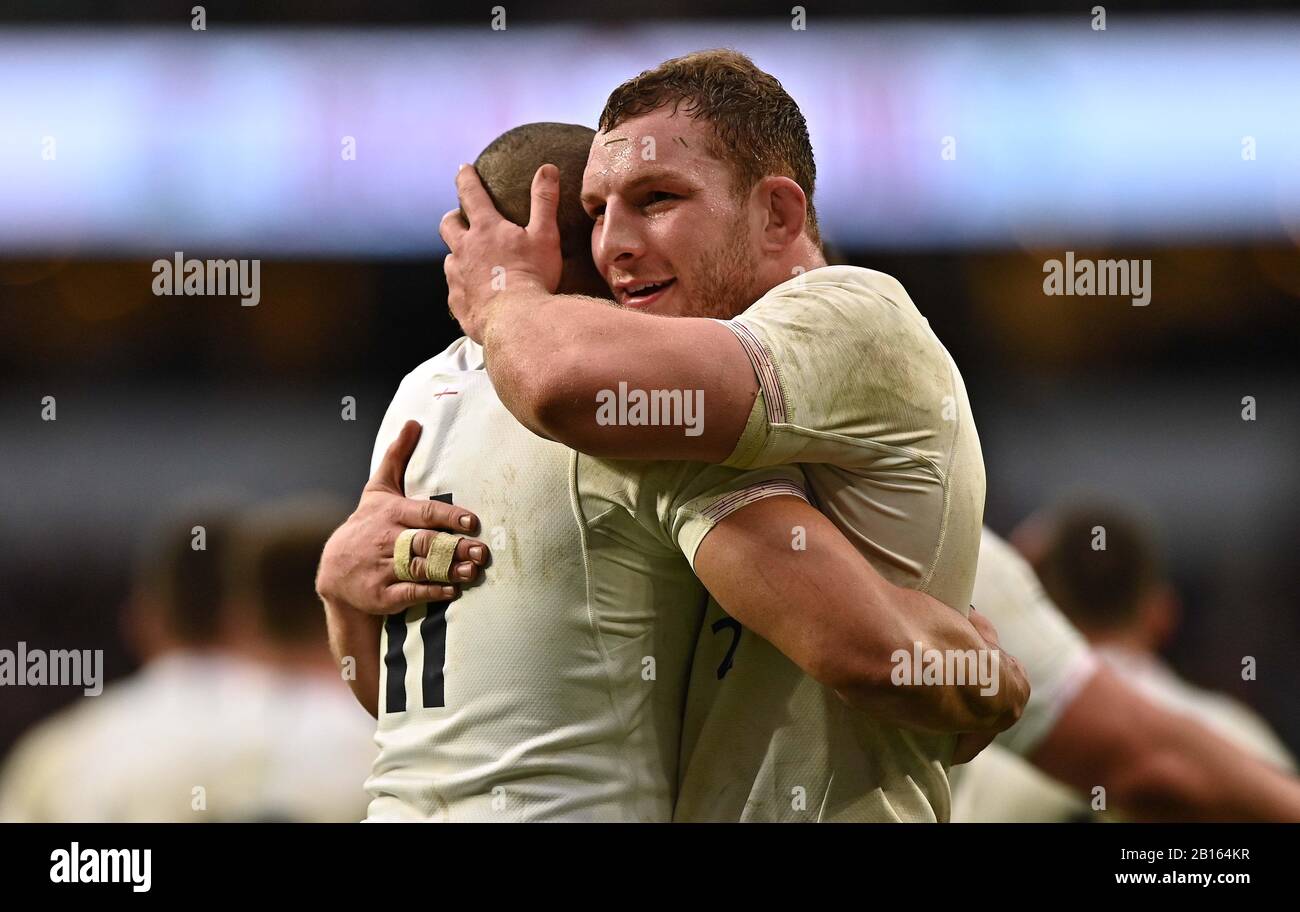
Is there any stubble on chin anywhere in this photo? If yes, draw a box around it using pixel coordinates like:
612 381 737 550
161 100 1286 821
680 221 758 320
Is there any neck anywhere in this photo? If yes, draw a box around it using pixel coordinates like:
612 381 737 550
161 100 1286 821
1082 626 1152 655
792 235 828 271
754 238 830 300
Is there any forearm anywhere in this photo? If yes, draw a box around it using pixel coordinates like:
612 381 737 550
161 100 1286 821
479 284 754 460
837 595 1024 736
1115 705 1300 821
323 596 382 718
1033 667 1300 821
695 497 1024 737
479 285 609 439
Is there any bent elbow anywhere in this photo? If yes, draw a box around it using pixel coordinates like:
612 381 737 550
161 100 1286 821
529 373 587 442
489 345 584 441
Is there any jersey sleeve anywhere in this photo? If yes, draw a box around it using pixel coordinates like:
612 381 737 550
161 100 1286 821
973 531 1099 757
626 460 810 570
716 267 986 611
719 266 964 473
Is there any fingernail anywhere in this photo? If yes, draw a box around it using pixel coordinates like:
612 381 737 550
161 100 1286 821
456 561 473 580
441 586 456 599
459 514 474 530
469 545 484 561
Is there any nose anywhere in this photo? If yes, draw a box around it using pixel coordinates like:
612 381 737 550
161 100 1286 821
593 199 645 274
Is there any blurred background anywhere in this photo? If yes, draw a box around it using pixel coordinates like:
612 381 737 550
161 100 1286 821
1 1 1298 815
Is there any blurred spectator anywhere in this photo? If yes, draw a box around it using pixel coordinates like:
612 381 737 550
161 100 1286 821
0 495 375 822
221 497 377 822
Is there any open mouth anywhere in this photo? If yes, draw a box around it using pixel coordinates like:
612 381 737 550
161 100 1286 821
621 278 676 309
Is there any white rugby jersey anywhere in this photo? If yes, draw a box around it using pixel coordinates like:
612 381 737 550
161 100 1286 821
364 338 796 821
672 266 986 822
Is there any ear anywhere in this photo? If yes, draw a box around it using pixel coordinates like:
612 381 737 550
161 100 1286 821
1137 584 1181 652
754 176 807 252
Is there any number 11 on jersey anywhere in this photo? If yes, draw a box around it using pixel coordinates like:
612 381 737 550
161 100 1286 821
383 493 453 713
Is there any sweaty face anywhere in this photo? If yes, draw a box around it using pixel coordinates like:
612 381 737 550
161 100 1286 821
581 108 760 319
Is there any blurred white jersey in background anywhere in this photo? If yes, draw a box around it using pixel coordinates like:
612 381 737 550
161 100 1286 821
0 651 376 822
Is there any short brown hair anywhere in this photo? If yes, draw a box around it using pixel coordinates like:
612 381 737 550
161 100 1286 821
229 498 348 644
474 122 596 261
136 496 245 647
599 49 820 245
1034 504 1164 631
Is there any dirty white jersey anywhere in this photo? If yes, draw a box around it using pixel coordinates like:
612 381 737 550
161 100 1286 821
673 266 986 822
364 338 795 821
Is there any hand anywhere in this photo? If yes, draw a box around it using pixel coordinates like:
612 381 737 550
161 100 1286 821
440 163 562 343
952 607 1030 765
315 420 490 615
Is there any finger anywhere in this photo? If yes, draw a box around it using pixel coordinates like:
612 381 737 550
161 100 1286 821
368 421 421 494
455 164 500 226
409 531 489 564
393 497 479 533
440 208 469 249
383 582 459 612
526 163 561 240
455 536 488 565
410 556 479 584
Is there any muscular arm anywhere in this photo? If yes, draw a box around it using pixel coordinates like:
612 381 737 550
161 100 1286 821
1030 666 1300 822
323 598 382 718
693 495 1028 736
443 165 758 461
480 285 757 461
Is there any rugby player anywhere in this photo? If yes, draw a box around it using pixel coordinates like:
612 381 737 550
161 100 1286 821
949 519 1300 822
438 50 1300 821
317 120 1027 822
1 497 374 822
441 51 994 820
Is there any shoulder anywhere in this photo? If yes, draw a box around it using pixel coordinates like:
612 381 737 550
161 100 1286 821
379 337 484 431
743 266 916 320
392 337 483 397
726 265 934 376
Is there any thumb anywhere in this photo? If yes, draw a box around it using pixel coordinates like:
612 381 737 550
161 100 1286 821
526 163 560 240
369 420 421 494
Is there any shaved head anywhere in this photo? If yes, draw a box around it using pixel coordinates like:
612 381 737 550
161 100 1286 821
473 122 609 298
